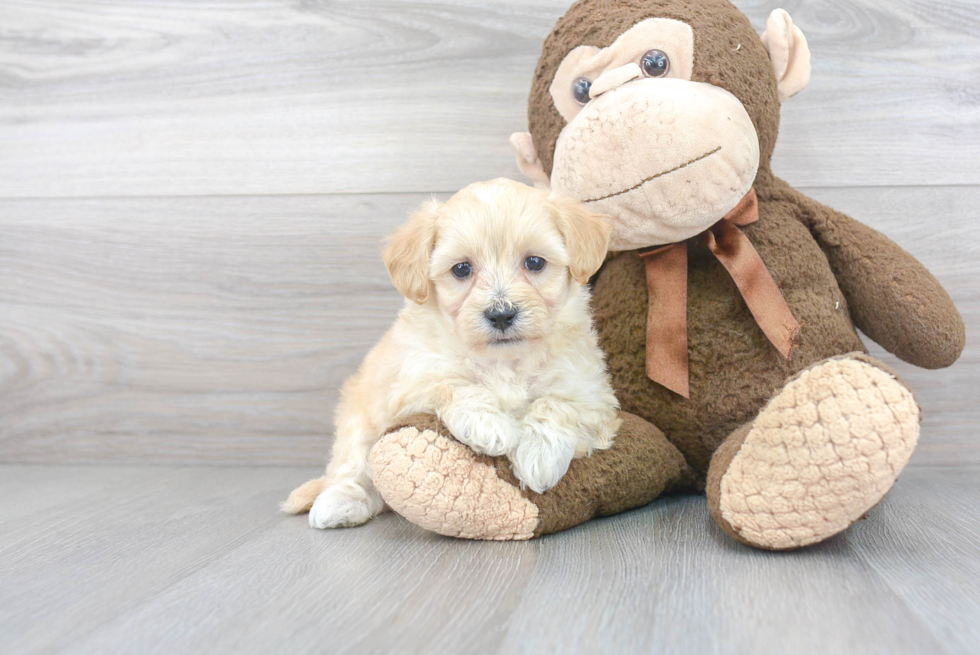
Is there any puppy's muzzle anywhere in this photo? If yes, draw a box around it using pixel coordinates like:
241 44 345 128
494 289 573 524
484 304 519 332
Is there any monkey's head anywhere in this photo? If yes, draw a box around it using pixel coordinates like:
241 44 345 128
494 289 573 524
511 0 811 250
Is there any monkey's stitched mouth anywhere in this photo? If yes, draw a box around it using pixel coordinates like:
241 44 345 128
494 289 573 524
581 146 722 203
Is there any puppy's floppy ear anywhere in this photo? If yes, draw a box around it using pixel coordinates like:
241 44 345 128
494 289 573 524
550 194 611 285
384 199 440 304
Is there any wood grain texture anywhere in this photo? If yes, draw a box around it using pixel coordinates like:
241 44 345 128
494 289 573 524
0 193 415 465
2 0 979 197
1 464 978 654
1 185 976 466
851 467 980 655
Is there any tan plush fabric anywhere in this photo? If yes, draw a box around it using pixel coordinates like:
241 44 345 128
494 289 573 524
759 9 811 102
709 355 920 549
551 78 760 249
370 416 539 541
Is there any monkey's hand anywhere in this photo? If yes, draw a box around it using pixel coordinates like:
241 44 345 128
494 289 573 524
799 190 964 369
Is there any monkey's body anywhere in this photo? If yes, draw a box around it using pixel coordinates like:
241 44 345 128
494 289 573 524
594 179 868 477
307 0 965 549
588 173 963 547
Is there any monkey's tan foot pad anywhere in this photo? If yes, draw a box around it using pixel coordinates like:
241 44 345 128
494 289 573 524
370 426 539 540
715 356 920 550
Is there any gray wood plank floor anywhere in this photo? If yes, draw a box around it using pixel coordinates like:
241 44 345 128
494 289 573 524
1 464 978 655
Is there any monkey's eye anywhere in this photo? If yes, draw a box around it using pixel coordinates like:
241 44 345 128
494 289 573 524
640 49 670 78
524 256 546 272
451 262 472 279
572 77 592 105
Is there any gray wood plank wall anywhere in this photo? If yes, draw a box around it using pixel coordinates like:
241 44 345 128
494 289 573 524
2 0 978 466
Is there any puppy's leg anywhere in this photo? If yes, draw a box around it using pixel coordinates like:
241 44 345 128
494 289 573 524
309 405 386 530
571 400 622 457
439 386 520 457
511 397 580 494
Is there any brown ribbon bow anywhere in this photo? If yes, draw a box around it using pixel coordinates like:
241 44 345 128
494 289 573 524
637 189 799 398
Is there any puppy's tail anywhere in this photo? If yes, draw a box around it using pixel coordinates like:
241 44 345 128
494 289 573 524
281 476 327 514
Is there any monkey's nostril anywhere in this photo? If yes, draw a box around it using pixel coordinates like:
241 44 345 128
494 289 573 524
484 306 519 332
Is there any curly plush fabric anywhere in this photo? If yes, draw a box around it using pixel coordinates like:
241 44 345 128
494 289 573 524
371 415 539 540
706 355 920 549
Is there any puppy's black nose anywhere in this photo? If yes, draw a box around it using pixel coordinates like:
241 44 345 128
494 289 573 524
485 306 518 332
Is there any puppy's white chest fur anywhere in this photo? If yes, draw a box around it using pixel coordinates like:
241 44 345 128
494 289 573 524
463 357 534 414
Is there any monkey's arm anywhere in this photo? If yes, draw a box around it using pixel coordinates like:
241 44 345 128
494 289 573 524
794 188 964 369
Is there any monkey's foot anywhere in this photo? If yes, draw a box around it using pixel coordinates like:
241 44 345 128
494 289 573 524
370 418 539 540
708 354 920 550
370 413 696 540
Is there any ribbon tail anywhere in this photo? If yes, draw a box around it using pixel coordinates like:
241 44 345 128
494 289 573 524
706 221 800 359
642 245 690 398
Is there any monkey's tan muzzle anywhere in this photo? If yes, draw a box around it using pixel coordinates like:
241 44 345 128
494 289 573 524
551 78 761 250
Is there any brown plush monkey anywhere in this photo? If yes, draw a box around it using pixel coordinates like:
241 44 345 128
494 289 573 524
360 0 964 549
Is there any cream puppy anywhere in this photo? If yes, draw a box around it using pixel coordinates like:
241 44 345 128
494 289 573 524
284 178 621 529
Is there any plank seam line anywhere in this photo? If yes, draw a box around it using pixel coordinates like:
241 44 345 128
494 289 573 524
1 183 979 202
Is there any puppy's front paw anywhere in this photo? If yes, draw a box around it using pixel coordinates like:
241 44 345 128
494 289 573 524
510 421 576 494
309 486 373 529
445 411 518 457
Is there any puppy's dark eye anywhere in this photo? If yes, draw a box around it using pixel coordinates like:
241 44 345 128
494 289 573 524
524 256 546 272
572 77 592 105
640 49 670 78
451 262 472 279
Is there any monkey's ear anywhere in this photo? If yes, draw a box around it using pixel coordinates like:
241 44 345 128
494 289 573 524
760 9 811 102
550 194 611 285
383 200 440 304
510 132 551 190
